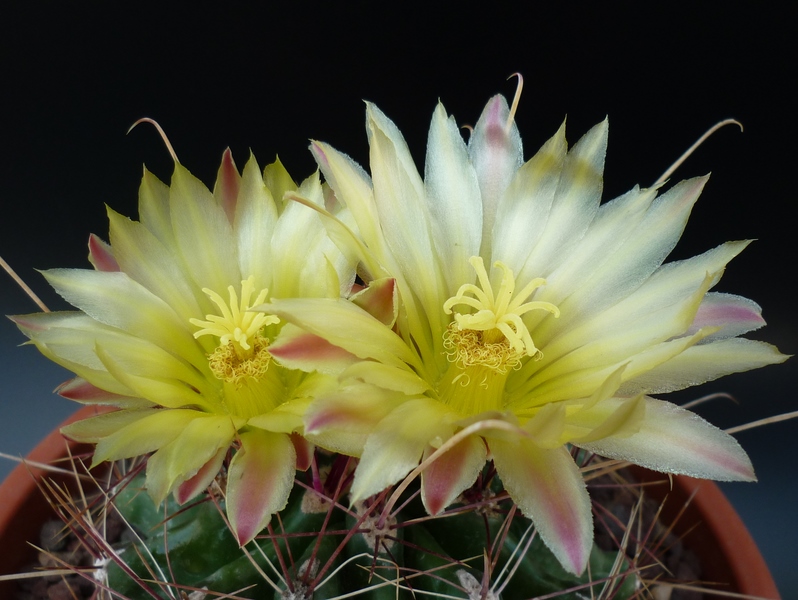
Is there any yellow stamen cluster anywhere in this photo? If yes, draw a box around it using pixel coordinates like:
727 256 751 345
190 276 280 384
207 336 272 385
443 324 522 373
443 256 559 370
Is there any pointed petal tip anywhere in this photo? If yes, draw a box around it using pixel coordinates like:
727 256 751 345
88 234 120 272
8 313 46 331
55 377 118 402
227 431 295 548
174 447 226 505
309 141 330 168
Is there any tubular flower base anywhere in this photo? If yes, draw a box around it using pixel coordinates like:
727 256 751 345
266 94 788 574
12 150 355 545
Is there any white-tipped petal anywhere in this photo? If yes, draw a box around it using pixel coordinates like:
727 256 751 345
425 102 482 293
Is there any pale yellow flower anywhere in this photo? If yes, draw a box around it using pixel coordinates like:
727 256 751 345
265 95 787 574
13 151 354 544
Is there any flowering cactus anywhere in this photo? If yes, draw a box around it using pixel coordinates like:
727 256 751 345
9 85 788 599
265 94 787 574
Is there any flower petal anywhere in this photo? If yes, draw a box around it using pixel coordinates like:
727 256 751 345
233 153 279 290
425 101 482 293
351 398 450 502
107 206 203 324
566 394 646 444
421 434 486 515
88 234 120 272
577 397 756 481
213 148 241 224
137 168 173 245
227 429 296 546
339 360 430 395
517 119 607 286
310 141 382 261
56 377 151 408
468 95 522 253
60 407 160 445
263 157 297 207
619 337 789 395
490 438 592 575
175 446 227 504
12 312 197 401
290 432 314 471
169 163 240 294
271 171 343 299
94 341 215 410
536 177 711 335
350 277 398 327
247 397 313 434
491 121 567 273
88 408 202 465
42 268 205 368
269 323 360 375
366 102 445 332
304 383 407 456
267 297 421 372
146 414 238 505
687 292 766 340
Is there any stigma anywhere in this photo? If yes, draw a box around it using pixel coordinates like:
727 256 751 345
190 276 280 384
443 256 559 372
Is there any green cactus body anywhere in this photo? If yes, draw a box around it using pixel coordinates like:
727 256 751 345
107 464 636 599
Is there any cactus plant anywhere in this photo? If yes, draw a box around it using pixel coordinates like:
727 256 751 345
102 456 639 600
5 79 789 599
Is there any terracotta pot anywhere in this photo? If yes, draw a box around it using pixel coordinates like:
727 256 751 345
0 409 781 598
0 406 102 597
630 465 780 598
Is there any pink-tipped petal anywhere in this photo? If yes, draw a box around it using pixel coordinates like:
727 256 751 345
350 277 398 327
88 234 120 272
291 432 314 471
56 377 146 407
175 446 227 504
310 141 330 169
214 148 240 224
304 383 406 456
60 407 158 444
268 297 419 370
421 434 486 515
227 430 296 546
491 438 592 575
8 313 49 332
687 292 765 340
578 397 756 482
468 95 523 247
269 323 359 374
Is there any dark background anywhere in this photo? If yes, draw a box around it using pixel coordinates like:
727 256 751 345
2 3 795 595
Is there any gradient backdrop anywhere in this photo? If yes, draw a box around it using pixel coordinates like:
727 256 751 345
2 3 796 595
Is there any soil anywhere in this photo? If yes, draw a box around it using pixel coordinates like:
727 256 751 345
16 518 106 600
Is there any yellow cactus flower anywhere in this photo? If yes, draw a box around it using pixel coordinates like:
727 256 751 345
12 150 355 545
265 95 788 574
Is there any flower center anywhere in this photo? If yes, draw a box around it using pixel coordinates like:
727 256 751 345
190 276 280 385
437 257 559 416
442 256 559 372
